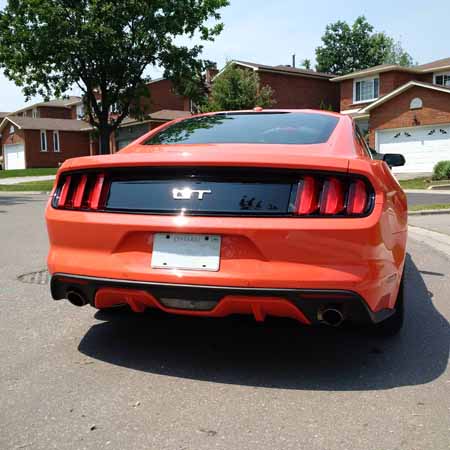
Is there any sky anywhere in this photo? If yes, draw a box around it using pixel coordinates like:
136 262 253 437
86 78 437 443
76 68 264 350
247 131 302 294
0 0 449 112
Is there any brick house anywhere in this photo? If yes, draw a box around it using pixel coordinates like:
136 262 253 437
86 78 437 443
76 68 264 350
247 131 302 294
112 78 192 151
0 116 91 169
212 60 340 111
331 57 450 173
0 97 92 170
0 79 191 168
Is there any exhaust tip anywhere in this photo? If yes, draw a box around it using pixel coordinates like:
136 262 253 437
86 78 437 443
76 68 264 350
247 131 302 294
320 308 344 327
67 290 88 307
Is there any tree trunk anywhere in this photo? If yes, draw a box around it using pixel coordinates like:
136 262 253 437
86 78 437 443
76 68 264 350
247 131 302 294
99 125 111 155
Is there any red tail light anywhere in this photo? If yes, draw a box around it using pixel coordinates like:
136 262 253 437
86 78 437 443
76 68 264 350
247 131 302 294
53 172 109 211
57 175 72 208
73 175 88 208
294 175 372 217
295 176 319 215
320 177 345 215
347 179 368 215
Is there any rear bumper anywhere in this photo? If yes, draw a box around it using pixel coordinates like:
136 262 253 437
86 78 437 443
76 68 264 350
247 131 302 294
50 273 396 325
46 202 407 311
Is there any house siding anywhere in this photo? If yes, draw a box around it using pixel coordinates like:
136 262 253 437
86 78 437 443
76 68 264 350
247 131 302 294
368 86 450 148
258 71 340 111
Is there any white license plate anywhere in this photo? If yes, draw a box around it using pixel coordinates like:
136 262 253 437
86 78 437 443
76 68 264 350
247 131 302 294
151 233 221 271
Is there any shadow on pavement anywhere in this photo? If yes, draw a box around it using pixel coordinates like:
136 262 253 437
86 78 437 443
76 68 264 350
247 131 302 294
78 254 449 391
0 195 46 213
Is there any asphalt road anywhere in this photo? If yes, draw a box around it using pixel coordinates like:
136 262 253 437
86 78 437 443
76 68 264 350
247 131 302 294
407 192 450 207
1 194 449 450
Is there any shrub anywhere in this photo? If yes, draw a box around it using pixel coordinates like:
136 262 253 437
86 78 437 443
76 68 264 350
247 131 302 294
432 160 450 180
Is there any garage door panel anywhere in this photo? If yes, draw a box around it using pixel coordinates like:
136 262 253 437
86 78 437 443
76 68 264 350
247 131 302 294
4 144 25 170
378 125 450 173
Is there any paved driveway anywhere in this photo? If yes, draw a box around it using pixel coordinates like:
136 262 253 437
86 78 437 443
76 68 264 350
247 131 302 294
0 194 449 450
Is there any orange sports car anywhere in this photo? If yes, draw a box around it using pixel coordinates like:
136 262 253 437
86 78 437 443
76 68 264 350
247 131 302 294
46 109 408 336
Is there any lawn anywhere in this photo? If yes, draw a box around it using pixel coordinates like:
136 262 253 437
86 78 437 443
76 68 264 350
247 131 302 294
409 203 450 212
399 177 450 189
0 180 55 191
0 168 57 179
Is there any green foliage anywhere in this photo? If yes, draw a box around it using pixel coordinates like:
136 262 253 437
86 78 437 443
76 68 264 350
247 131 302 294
319 100 333 111
0 0 229 153
301 59 312 70
202 64 275 112
432 160 450 180
315 16 414 75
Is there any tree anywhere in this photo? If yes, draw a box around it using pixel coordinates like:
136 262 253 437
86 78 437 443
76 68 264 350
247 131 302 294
0 0 229 154
202 64 275 111
315 16 414 75
301 59 312 70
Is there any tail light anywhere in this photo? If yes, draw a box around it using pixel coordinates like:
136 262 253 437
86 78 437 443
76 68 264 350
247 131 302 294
53 172 110 210
294 175 373 217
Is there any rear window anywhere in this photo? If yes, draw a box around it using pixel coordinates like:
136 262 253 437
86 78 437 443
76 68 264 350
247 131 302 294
144 112 339 146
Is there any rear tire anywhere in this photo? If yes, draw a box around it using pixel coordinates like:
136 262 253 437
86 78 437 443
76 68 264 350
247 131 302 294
369 275 404 337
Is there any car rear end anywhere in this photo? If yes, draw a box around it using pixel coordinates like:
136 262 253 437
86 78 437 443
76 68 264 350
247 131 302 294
46 111 407 327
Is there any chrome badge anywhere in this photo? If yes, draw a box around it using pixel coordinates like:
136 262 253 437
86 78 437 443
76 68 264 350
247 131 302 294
172 188 212 200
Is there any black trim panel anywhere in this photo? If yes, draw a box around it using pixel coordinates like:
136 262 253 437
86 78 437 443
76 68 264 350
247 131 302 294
50 273 394 325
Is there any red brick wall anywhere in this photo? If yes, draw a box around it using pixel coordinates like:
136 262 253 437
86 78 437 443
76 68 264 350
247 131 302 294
143 79 190 113
339 71 437 111
38 106 72 119
258 72 340 111
368 86 450 147
1 124 25 166
1 124 25 147
24 130 91 168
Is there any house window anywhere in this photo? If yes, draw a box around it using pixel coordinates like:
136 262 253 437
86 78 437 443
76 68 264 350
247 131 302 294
410 97 423 110
434 72 450 86
9 125 14 135
354 77 379 103
40 130 48 152
53 131 60 152
76 104 84 119
32 108 39 118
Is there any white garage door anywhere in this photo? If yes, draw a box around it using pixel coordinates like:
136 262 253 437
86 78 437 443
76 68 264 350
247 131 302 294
4 144 25 170
377 124 450 173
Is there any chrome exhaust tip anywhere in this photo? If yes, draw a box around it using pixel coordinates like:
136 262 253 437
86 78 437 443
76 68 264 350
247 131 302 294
66 290 88 307
320 308 344 327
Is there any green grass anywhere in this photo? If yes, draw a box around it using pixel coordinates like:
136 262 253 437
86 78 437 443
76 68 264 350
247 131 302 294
0 180 54 191
399 177 450 189
410 203 450 212
0 168 57 179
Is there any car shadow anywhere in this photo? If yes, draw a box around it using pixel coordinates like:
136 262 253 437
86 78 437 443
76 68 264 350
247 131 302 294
78 254 449 391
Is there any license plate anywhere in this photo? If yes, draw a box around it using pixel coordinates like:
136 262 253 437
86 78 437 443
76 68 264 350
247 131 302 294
151 233 221 271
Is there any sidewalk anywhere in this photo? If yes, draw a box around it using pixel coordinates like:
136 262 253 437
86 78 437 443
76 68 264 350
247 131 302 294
409 214 450 236
0 175 56 185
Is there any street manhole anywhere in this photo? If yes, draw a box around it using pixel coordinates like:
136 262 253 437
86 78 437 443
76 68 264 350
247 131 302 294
18 269 50 285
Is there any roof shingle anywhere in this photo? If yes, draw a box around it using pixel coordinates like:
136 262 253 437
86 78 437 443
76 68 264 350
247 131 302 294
5 116 90 131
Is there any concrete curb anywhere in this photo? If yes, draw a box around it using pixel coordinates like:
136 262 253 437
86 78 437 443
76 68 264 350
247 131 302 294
408 209 450 216
0 191 50 196
404 189 450 194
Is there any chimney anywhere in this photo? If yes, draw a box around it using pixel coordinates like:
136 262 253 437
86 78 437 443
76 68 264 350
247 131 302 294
292 54 296 68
